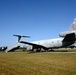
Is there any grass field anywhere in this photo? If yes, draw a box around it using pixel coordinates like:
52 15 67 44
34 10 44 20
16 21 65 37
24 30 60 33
0 52 76 75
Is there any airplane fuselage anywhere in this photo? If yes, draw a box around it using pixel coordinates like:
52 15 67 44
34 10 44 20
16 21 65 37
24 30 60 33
24 38 74 50
20 18 76 52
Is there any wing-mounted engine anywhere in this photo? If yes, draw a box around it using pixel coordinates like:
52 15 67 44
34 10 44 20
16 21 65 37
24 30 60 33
59 30 76 37
24 45 33 51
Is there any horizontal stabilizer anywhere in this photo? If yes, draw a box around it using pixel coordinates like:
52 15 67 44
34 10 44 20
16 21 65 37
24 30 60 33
13 34 30 42
13 35 30 38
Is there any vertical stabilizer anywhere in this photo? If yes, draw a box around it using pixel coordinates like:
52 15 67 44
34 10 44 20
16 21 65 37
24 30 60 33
67 18 76 31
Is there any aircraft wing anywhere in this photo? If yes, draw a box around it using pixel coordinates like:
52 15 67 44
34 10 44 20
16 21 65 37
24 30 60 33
20 41 48 50
62 33 75 42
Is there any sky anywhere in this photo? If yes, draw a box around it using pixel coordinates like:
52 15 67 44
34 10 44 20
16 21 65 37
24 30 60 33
0 0 76 46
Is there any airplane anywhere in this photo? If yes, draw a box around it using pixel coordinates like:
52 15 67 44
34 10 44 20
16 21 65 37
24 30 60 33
20 18 76 52
0 35 30 52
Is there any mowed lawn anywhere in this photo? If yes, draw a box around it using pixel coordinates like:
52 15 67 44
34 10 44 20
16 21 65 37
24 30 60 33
0 52 76 75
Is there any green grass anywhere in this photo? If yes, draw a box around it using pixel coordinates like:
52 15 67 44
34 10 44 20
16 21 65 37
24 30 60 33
0 52 76 75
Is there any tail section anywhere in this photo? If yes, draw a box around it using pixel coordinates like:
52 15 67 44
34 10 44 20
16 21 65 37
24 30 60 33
59 18 76 37
13 34 30 43
5 34 30 52
67 18 76 31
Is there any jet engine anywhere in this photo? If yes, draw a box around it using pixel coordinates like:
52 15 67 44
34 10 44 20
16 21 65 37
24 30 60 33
23 44 33 51
59 30 76 37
